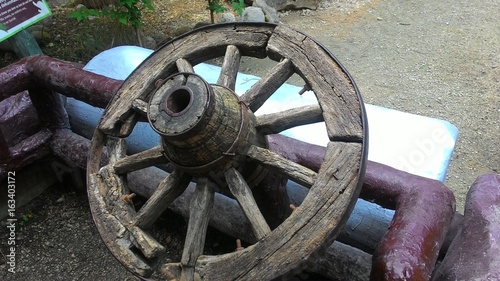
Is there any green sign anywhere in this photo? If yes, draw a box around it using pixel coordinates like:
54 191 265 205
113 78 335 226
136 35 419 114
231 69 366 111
0 0 51 42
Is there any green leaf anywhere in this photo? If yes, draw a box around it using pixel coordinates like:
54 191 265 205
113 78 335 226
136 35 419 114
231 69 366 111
142 0 154 10
69 8 102 21
208 0 226 13
118 17 128 25
68 0 153 32
69 9 88 21
88 9 101 16
231 0 245 16
120 0 135 8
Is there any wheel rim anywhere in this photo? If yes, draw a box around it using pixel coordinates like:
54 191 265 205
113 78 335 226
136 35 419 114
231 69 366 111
87 23 368 280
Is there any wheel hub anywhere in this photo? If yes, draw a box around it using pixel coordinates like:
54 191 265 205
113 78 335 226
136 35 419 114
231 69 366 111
148 72 266 179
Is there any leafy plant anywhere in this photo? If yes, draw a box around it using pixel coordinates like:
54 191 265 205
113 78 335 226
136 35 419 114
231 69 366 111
69 0 154 46
231 0 245 16
206 0 245 24
19 213 33 227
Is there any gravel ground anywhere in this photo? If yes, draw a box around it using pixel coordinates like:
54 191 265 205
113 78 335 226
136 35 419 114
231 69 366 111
253 0 499 213
1 0 499 280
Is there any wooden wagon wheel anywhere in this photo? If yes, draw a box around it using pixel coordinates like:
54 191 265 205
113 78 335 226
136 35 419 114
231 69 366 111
87 23 367 280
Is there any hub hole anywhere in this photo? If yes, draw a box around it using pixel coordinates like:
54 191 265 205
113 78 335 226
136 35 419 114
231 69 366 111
166 88 192 115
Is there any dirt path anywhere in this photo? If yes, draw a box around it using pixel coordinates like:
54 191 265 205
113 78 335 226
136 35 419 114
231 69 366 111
1 0 498 280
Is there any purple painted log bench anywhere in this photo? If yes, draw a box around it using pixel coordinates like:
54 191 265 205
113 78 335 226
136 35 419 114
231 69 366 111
432 173 500 280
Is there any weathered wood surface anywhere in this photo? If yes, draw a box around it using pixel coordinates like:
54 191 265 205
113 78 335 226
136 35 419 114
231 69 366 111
85 130 168 277
87 172 153 276
225 167 271 240
193 142 363 280
267 25 364 141
52 129 466 281
217 45 241 90
99 24 276 137
255 104 323 134
106 137 127 164
87 129 105 175
113 145 166 174
131 98 148 116
175 58 194 73
180 178 216 281
47 128 462 281
240 58 294 112
84 23 366 280
247 144 317 187
0 24 372 280
133 169 191 229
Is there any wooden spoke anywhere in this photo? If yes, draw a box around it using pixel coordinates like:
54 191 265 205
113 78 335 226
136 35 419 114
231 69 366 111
255 104 323 134
246 145 317 188
113 146 167 174
129 225 166 259
240 58 295 112
225 167 271 240
180 178 216 281
217 45 241 90
119 112 140 137
134 169 192 229
176 58 194 73
131 99 148 116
